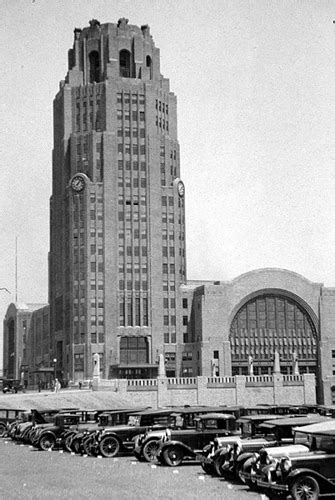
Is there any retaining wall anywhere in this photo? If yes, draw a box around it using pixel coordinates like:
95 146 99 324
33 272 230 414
93 373 316 408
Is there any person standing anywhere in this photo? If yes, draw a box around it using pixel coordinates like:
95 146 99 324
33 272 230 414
54 378 61 393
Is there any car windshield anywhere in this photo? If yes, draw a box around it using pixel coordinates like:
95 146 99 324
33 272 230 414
294 431 335 452
128 415 140 426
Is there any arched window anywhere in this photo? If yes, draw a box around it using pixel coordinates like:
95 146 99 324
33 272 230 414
89 51 100 83
119 50 131 78
146 55 152 79
229 293 317 376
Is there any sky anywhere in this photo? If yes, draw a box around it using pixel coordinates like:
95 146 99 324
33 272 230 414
1 0 335 346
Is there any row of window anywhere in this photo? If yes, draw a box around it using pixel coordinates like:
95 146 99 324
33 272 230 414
119 298 149 327
117 93 145 105
75 91 104 133
155 100 169 114
117 110 145 121
230 333 316 345
118 144 146 155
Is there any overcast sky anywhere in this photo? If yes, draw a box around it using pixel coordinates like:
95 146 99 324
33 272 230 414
1 0 335 343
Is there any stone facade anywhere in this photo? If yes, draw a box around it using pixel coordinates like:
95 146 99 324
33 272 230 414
181 268 335 404
3 302 48 383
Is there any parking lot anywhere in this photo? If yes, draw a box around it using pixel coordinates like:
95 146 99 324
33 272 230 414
0 438 262 500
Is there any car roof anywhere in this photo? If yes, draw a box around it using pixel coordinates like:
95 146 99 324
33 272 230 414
293 420 335 435
195 413 236 420
259 415 331 429
237 414 284 423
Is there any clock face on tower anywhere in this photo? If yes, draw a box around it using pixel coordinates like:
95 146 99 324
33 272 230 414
177 180 185 198
71 175 85 193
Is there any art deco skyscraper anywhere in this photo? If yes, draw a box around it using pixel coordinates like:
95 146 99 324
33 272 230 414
49 19 186 381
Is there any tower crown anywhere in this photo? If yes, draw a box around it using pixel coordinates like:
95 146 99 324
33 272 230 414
66 19 160 86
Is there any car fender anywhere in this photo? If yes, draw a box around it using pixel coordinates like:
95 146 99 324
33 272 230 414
99 431 122 444
161 440 196 457
236 451 256 466
215 446 231 459
39 430 56 441
287 468 335 491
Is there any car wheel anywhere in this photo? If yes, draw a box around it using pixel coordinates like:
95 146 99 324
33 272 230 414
63 434 74 452
201 462 214 475
214 453 230 477
0 423 7 438
142 439 160 462
291 475 320 500
83 436 97 457
99 436 120 458
162 446 184 467
39 434 56 451
71 437 82 454
242 464 258 491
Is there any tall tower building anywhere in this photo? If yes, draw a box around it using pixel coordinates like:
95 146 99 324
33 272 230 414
49 18 186 382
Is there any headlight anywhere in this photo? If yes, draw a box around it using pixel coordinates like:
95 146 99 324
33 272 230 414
280 456 292 473
234 443 242 456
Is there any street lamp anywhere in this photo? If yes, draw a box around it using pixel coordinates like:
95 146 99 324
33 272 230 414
53 358 57 380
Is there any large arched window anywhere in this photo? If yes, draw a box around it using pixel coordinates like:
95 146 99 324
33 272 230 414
89 51 100 83
229 293 317 376
119 50 131 78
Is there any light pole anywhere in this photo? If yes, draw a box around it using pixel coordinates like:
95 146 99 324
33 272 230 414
53 358 57 380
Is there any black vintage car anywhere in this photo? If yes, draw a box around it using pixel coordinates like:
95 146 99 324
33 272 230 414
93 408 191 458
239 415 332 491
68 407 149 455
256 420 335 499
0 408 25 437
156 413 238 467
1 379 25 394
133 405 231 462
33 412 98 451
199 413 285 477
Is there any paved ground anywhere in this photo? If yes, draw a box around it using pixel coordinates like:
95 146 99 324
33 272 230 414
0 438 264 500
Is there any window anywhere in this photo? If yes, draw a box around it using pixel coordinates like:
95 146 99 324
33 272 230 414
165 352 176 362
89 51 100 83
119 50 131 78
182 352 192 361
74 353 84 371
183 298 188 309
213 350 219 359
183 316 188 326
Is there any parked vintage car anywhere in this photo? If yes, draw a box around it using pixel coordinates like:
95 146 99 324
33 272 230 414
156 413 238 467
33 412 99 451
68 408 149 455
255 420 335 499
11 408 80 444
92 407 187 458
0 408 25 438
199 413 285 476
239 415 332 491
1 379 25 394
133 406 231 462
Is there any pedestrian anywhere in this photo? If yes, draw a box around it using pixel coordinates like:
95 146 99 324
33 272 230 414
54 378 61 393
38 379 42 393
